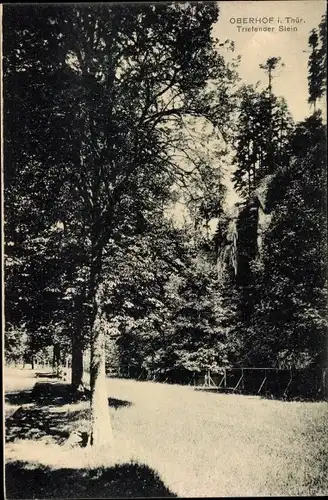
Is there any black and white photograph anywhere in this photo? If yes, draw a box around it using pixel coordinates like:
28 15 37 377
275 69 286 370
2 0 327 497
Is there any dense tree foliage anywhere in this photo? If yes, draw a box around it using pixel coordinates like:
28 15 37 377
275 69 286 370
4 2 327 440
218 31 327 371
5 324 28 365
232 79 293 197
229 113 327 368
4 2 237 443
308 13 327 110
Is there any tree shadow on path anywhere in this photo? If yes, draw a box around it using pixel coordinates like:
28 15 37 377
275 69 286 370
5 383 132 444
6 382 87 408
5 385 176 497
6 460 177 498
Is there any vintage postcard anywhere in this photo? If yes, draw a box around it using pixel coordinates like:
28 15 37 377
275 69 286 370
2 1 327 498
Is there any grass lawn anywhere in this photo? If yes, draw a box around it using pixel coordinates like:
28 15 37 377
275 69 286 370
5 372 328 497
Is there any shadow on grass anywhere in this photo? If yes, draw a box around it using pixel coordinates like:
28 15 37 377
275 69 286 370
5 389 34 407
193 387 325 402
108 397 132 409
5 460 177 498
5 382 88 408
5 383 133 444
6 383 133 408
35 371 58 377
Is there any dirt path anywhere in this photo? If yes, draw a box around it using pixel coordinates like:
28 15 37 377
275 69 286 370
4 367 58 418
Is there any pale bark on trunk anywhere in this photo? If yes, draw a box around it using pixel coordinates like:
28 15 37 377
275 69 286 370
89 302 113 448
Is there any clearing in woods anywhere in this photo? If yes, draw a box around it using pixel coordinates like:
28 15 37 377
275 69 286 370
4 369 328 498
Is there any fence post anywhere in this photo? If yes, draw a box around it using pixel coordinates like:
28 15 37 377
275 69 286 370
323 369 328 400
283 368 293 398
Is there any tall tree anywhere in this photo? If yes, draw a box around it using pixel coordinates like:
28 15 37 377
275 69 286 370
4 3 237 446
308 14 327 110
249 114 327 367
232 85 293 197
259 56 284 97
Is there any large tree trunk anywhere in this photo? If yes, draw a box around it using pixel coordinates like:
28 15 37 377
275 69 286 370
89 301 113 448
71 334 84 389
53 343 61 376
87 212 114 447
71 292 86 389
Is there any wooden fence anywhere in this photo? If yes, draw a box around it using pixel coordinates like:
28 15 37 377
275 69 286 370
113 365 327 399
193 367 327 400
